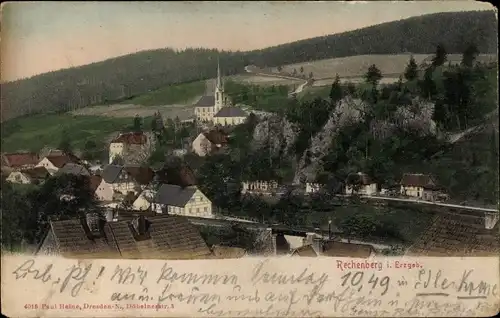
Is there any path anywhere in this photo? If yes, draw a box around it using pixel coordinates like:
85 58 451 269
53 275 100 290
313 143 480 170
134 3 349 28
244 65 309 96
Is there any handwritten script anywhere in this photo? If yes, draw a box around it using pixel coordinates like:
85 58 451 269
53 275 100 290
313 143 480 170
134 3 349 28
1 255 499 317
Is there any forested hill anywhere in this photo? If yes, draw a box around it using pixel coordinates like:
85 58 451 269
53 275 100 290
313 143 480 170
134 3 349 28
1 10 496 122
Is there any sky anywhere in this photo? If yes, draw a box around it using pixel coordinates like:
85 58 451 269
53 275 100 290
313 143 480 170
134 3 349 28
1 1 494 82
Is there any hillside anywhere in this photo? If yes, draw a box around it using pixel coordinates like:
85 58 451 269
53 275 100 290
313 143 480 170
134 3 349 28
1 10 496 121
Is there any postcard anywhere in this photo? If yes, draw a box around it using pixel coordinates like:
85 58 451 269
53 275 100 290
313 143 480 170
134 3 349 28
1 1 498 317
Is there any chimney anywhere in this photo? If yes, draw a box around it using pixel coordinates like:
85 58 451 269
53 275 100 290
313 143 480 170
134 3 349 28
137 215 148 235
484 212 499 230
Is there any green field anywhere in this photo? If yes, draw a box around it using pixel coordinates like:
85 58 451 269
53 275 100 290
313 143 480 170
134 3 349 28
1 114 148 153
122 81 206 106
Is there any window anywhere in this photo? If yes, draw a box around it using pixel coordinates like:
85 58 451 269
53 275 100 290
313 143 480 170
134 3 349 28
196 208 199 213
204 207 208 212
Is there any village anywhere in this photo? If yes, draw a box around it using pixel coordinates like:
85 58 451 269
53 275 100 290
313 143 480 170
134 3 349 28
4 60 496 261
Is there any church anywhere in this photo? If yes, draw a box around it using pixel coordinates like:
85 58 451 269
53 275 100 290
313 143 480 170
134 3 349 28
194 60 248 126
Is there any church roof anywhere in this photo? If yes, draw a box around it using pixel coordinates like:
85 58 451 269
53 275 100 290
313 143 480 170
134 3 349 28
195 96 215 107
214 107 247 118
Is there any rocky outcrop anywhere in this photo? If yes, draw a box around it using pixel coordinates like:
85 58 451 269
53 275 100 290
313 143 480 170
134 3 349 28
251 114 300 156
293 97 367 183
371 98 437 140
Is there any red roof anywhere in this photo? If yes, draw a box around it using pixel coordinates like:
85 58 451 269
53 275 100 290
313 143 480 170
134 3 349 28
203 130 228 145
111 132 147 145
400 173 437 188
2 153 39 168
46 155 77 168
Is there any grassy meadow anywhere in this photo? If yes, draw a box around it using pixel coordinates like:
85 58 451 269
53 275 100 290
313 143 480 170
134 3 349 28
1 113 150 153
122 80 206 106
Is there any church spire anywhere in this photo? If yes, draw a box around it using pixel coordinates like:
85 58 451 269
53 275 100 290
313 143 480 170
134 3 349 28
217 56 222 89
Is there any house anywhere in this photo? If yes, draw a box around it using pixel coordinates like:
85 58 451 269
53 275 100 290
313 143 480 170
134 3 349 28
90 175 114 201
399 173 442 200
1 152 39 172
191 129 229 157
290 244 318 257
213 107 248 127
305 182 324 194
132 189 156 211
154 184 213 218
101 165 155 195
321 241 375 258
36 153 79 175
35 213 213 259
56 163 90 176
108 132 149 164
194 59 230 123
241 180 279 196
345 172 378 196
406 211 499 257
6 167 50 185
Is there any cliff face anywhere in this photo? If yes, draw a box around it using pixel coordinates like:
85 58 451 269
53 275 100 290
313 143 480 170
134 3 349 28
246 97 439 185
251 113 300 156
293 97 367 184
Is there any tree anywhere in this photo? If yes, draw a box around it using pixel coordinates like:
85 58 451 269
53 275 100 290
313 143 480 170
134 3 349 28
309 71 314 79
150 117 158 132
364 64 383 86
133 115 143 132
58 131 72 154
431 44 447 67
277 65 283 72
82 140 99 161
404 56 418 81
329 74 343 109
292 69 298 76
300 66 304 74
461 44 479 67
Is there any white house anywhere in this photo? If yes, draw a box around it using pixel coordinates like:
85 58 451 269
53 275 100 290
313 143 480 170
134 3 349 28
191 129 228 157
108 132 149 164
241 180 279 195
36 154 79 175
345 172 378 196
132 189 156 211
305 182 324 194
400 173 444 201
100 165 155 195
154 184 213 219
6 167 50 185
90 175 114 202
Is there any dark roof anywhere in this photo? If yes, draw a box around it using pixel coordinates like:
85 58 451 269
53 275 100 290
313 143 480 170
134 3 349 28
346 172 374 185
111 132 147 145
101 165 123 183
155 184 197 207
156 165 197 187
89 176 102 192
22 167 50 180
45 218 121 259
275 233 290 255
57 163 90 176
37 214 211 260
203 129 229 145
195 96 215 107
400 173 437 188
46 155 76 168
214 107 247 118
406 212 500 257
124 166 155 185
1 152 39 168
291 245 318 257
322 241 375 258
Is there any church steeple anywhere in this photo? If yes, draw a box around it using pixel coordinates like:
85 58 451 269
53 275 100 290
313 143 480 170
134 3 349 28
216 56 223 90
